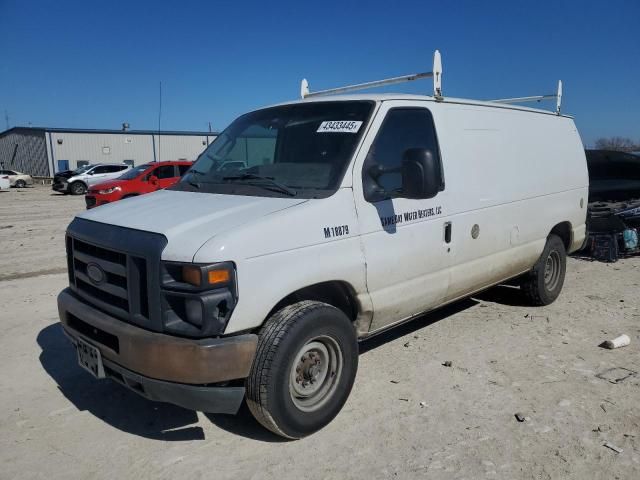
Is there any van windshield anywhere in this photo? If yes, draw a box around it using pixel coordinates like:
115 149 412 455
172 101 374 198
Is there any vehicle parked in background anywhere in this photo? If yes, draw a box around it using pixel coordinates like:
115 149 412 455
53 163 131 195
0 169 34 188
52 164 92 186
578 150 640 261
58 52 588 439
85 160 193 209
0 175 10 190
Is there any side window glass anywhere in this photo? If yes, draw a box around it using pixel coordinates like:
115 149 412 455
93 166 109 174
154 165 175 179
363 108 441 201
178 165 191 176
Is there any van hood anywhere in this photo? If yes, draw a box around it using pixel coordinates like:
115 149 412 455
77 189 307 262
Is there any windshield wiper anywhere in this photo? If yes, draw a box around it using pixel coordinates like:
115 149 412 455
222 174 297 197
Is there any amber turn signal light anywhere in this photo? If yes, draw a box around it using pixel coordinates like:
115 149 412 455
208 269 230 285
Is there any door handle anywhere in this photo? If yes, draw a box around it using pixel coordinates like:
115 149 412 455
444 222 452 244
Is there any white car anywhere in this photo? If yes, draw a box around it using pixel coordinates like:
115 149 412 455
57 52 588 439
52 164 131 195
0 175 10 190
0 169 34 188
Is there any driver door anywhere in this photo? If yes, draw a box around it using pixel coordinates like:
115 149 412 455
353 101 451 332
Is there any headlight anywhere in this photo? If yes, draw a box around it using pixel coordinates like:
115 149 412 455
161 261 237 337
181 265 231 287
98 186 121 194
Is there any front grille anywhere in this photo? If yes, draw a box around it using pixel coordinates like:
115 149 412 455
65 218 167 331
67 236 149 322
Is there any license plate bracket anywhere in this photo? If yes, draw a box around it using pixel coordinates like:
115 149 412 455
76 337 106 379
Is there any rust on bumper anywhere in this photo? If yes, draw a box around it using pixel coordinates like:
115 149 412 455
57 288 257 385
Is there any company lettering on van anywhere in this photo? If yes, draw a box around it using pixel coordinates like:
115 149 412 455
379 206 442 227
317 121 363 133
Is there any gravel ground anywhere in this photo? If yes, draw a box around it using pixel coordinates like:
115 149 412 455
1 186 639 479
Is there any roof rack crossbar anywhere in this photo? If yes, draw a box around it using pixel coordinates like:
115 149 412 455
489 80 563 114
301 50 443 100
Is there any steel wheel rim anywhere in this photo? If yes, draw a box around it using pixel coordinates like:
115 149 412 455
544 250 561 291
289 336 343 412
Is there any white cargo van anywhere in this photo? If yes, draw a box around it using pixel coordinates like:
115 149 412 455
58 52 588 438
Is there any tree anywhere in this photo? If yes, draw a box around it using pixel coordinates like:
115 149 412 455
594 137 638 152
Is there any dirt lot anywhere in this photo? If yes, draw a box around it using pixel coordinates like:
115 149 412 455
1 186 639 479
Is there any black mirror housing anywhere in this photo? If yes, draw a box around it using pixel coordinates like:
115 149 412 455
401 148 441 199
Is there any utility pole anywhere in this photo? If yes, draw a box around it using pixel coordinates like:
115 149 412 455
157 81 162 162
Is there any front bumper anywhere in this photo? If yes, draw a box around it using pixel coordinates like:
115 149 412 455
52 182 68 192
58 288 258 414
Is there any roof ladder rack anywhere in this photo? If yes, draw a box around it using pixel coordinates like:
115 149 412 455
490 80 563 115
301 50 443 100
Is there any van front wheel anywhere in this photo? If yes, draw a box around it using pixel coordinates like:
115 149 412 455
521 234 566 306
246 301 358 439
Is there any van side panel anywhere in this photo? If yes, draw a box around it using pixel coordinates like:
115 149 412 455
194 189 373 335
437 105 588 300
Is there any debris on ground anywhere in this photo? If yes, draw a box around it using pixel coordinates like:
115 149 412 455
603 442 623 454
390 380 400 384
442 361 453 367
419 402 426 408
399 398 409 402
596 367 637 384
403 342 411 348
600 334 631 349
515 413 526 422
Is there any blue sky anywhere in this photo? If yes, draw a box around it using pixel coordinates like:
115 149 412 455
1 0 638 146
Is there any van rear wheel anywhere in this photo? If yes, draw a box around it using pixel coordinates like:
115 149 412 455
246 300 358 439
521 234 566 306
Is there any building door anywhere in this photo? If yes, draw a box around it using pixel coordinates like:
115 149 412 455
57 160 70 172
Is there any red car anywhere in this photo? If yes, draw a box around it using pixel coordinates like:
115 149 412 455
85 160 193 209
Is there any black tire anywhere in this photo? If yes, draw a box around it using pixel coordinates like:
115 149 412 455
246 300 358 439
69 181 87 195
15 180 26 188
521 234 567 306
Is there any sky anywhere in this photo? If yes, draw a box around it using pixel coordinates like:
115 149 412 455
1 0 638 147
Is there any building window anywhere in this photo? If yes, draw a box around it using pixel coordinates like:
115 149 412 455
123 159 135 167
102 146 111 155
77 160 90 167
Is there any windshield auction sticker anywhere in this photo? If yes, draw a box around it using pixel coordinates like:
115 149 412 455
317 120 363 133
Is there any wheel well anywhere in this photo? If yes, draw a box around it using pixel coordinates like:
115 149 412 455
268 281 359 323
550 222 572 250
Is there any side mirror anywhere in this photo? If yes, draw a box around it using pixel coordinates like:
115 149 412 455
149 175 159 184
401 148 441 199
87 171 94 175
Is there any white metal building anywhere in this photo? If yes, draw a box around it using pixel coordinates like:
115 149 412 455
0 127 218 176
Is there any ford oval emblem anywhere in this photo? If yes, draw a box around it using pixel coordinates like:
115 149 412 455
86 263 105 285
